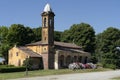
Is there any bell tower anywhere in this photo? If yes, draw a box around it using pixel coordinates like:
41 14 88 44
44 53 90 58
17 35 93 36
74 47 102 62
41 3 55 69
41 3 55 46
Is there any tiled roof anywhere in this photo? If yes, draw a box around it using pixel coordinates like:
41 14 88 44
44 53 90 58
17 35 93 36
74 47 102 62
54 41 82 49
26 41 82 49
17 46 41 57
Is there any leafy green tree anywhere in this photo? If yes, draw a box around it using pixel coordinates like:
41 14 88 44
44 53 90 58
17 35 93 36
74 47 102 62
0 26 9 63
61 23 95 53
61 30 71 42
32 27 42 42
0 44 10 64
54 31 62 41
101 27 120 53
0 26 8 43
7 24 28 46
95 33 103 62
96 27 120 68
23 58 34 70
25 27 35 44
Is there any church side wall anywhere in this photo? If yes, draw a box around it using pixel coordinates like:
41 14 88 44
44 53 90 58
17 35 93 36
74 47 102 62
8 47 28 66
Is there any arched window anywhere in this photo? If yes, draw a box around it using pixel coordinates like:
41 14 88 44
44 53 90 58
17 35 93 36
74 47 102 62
73 56 77 62
78 56 82 62
50 19 52 26
84 56 88 64
66 55 72 66
59 55 64 68
44 18 46 27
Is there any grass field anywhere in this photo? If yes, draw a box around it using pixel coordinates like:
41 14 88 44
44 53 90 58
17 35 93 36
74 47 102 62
0 68 111 80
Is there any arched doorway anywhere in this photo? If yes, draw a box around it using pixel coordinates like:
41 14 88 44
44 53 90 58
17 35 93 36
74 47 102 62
84 56 88 64
66 55 72 66
78 56 82 63
59 55 64 68
73 56 77 62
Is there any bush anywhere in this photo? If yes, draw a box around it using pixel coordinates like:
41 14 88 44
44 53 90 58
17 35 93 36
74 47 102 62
0 63 2 65
90 56 98 64
23 58 33 70
103 64 116 70
96 63 103 68
0 66 26 73
0 65 14 68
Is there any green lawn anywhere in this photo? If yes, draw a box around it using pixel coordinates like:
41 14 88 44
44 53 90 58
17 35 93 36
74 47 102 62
0 68 111 80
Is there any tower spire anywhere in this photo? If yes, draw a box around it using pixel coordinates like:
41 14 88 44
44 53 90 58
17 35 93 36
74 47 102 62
43 3 52 12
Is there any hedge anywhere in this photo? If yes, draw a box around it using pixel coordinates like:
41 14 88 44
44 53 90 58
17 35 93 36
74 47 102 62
0 65 14 68
0 66 26 73
0 63 2 65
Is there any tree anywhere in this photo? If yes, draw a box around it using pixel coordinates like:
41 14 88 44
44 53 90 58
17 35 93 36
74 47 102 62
101 27 120 53
95 27 120 68
7 24 28 46
0 26 9 64
0 26 8 43
54 31 62 41
25 27 35 44
61 30 71 42
0 44 10 64
32 27 42 42
95 33 103 62
23 58 34 70
61 23 95 53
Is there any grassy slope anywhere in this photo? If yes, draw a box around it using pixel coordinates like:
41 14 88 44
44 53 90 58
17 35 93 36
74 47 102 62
0 68 111 80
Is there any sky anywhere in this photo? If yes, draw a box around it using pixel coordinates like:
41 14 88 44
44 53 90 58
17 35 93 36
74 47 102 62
0 0 120 34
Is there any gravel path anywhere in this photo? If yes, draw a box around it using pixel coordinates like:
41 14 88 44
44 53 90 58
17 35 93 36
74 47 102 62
10 70 120 80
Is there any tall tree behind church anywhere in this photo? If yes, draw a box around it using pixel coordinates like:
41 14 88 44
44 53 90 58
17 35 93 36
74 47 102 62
32 27 42 42
0 26 9 63
7 24 35 46
61 23 95 53
95 27 120 68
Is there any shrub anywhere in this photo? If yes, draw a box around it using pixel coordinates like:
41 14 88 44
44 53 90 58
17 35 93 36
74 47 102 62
0 66 26 73
23 58 33 70
96 63 103 68
103 64 116 70
0 65 14 68
0 63 2 65
90 56 98 64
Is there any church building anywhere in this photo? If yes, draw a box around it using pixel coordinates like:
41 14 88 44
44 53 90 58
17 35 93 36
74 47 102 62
8 4 91 69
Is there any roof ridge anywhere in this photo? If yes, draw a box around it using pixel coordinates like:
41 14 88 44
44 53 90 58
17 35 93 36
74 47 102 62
26 41 82 49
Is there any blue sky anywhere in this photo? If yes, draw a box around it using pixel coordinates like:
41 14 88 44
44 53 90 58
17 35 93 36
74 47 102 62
0 0 120 34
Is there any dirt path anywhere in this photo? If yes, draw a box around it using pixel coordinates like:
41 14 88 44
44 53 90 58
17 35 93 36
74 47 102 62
10 70 120 80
